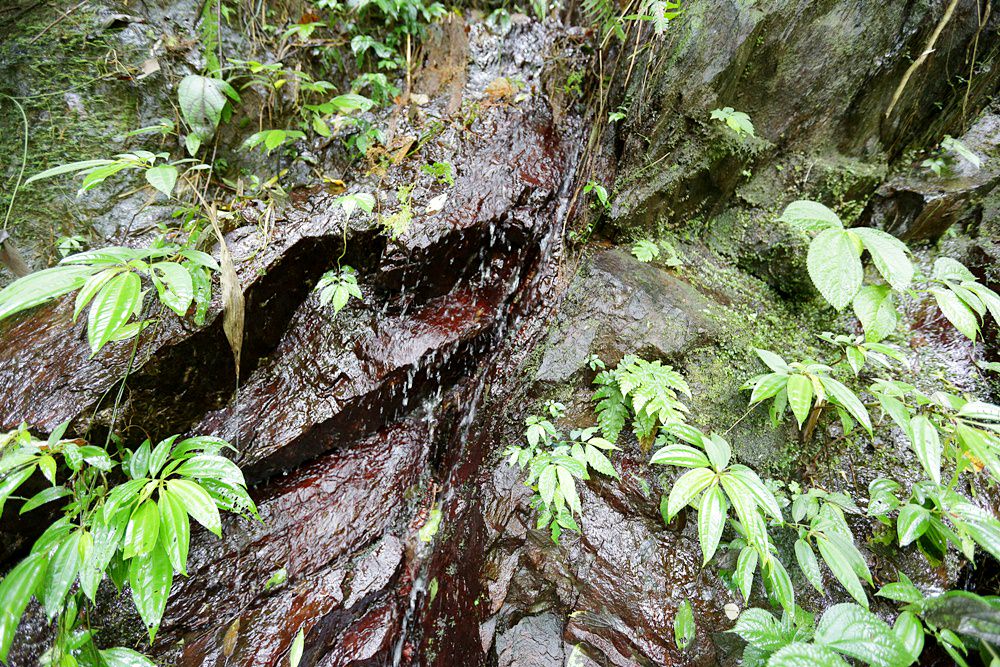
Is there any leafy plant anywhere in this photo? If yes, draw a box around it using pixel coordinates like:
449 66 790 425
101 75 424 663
631 239 659 262
0 424 257 663
177 74 241 155
742 348 872 438
378 186 413 239
674 600 695 650
593 355 691 446
922 135 983 176
242 129 307 154
583 180 611 211
0 242 218 354
504 402 620 542
710 107 755 137
316 266 363 315
24 151 198 199
421 161 454 187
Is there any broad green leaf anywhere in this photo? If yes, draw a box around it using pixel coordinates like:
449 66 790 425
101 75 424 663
0 265 97 321
128 543 173 642
651 444 709 468
0 552 48 662
768 643 849 667
74 268 121 322
697 484 727 564
704 434 732 470
41 530 82 618
24 159 116 185
80 509 128 601
819 376 872 435
20 486 72 514
765 558 794 613
538 465 557 505
289 628 305 667
896 504 930 546
557 466 581 514
148 435 178 478
959 401 1000 422
124 499 160 559
952 502 1000 562
0 466 36 516
158 488 191 575
151 262 194 316
807 229 862 310
145 164 178 197
917 590 1000 646
932 287 979 340
87 271 142 354
167 479 222 536
956 424 1000 481
852 285 899 342
725 466 783 520
101 647 158 667
178 75 228 141
814 603 911 667
750 373 789 404
735 546 758 601
779 200 843 232
667 468 716 518
585 444 618 479
795 539 824 594
756 349 791 373
674 600 695 650
893 611 924 663
786 374 813 428
731 607 784 650
934 257 975 283
908 416 941 484
720 475 770 553
815 536 867 607
852 227 913 291
875 575 923 604
173 454 246 487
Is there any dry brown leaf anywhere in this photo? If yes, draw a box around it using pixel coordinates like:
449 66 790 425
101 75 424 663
222 618 241 657
209 207 245 379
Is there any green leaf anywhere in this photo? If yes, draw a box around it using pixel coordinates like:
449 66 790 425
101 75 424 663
20 485 72 514
814 603 911 667
148 435 178 478
674 600 695 650
896 503 930 546
952 502 1000 562
100 647 158 667
538 465 557 505
145 164 178 197
730 607 784 651
158 488 190 575
0 265 98 321
765 557 795 613
632 240 659 263
704 434 732 470
167 479 222 536
932 287 979 340
73 268 121 322
908 416 941 484
124 499 160 559
819 376 872 436
755 349 791 373
698 484 727 564
585 444 618 478
958 401 1000 422
786 374 814 428
41 530 82 618
815 536 867 608
289 628 305 667
795 538 824 594
557 465 581 514
80 509 128 601
779 200 843 232
178 75 228 142
666 468 716 518
725 466 783 520
876 575 924 604
0 552 48 662
893 611 924 663
807 229 862 310
128 543 173 642
0 466 36 516
87 271 142 354
735 546 758 601
934 257 976 283
151 262 194 316
768 643 850 667
172 454 246 487
24 159 116 185
852 227 913 291
749 373 789 404
853 285 899 342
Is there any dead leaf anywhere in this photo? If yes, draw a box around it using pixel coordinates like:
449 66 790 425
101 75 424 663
425 193 448 215
222 618 241 657
209 206 244 379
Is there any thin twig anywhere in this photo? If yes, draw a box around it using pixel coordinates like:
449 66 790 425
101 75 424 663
884 0 960 119
1 95 28 232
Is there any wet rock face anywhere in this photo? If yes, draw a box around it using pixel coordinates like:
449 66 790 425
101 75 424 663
863 113 1000 241
608 0 1000 232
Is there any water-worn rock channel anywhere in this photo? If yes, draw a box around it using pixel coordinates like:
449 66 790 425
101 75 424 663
3 0 1000 665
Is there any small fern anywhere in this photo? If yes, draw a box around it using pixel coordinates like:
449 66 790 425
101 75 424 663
592 355 691 446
